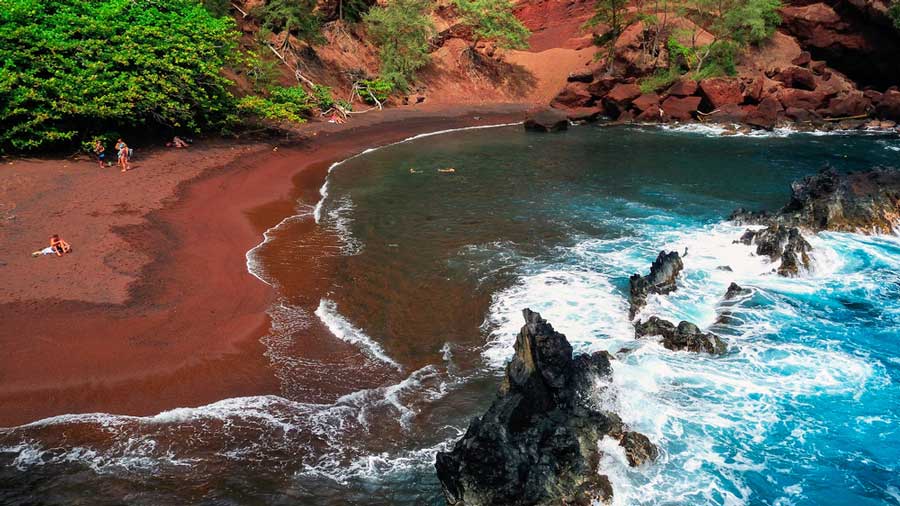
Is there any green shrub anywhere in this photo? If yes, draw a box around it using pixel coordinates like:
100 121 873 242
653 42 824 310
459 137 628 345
722 0 782 45
313 85 335 110
336 0 372 22
364 0 434 91
255 0 321 43
890 1 900 29
243 49 281 93
237 85 314 123
454 0 530 49
0 0 239 152
201 0 231 17
639 67 682 93
357 79 393 104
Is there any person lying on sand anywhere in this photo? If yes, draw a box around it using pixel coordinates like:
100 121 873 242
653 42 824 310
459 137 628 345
166 136 190 149
438 167 456 173
32 234 72 257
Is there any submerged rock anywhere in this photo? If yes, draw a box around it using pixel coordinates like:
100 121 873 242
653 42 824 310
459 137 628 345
736 223 812 277
435 309 656 506
628 251 684 318
635 316 728 354
730 167 900 234
524 108 569 132
724 282 751 300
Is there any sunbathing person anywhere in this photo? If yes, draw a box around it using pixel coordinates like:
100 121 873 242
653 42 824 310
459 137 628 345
32 234 71 257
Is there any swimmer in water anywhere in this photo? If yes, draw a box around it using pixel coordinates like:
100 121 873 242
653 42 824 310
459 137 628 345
438 167 456 173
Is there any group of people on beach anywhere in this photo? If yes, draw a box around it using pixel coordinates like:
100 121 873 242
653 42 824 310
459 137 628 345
93 138 133 172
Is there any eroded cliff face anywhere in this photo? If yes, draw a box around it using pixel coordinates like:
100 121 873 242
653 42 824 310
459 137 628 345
780 0 900 90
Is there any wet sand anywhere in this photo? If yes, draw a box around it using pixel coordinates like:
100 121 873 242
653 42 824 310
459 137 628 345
0 104 529 427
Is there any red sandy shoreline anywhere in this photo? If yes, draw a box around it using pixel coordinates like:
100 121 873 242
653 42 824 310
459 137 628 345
0 104 529 427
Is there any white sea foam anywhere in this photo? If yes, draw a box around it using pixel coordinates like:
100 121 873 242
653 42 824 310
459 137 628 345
478 219 888 504
315 299 401 370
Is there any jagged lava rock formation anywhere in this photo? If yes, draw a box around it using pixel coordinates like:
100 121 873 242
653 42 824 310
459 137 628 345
736 224 813 277
628 250 684 318
731 167 900 234
634 317 728 354
435 309 657 506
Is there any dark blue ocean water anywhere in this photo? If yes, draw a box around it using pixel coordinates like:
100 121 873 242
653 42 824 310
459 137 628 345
2 124 898 506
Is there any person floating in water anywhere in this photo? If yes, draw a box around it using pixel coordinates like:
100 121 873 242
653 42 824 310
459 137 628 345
409 168 419 174
32 234 72 257
438 167 456 173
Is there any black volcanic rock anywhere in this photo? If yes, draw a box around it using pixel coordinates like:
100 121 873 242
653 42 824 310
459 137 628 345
724 282 751 300
629 251 684 318
730 167 900 234
524 108 569 132
635 316 727 354
435 309 656 506
736 224 812 277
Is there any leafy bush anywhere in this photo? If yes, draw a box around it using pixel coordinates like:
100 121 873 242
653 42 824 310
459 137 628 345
453 0 530 49
639 67 682 93
357 79 393 104
256 0 321 43
364 0 435 91
336 0 373 22
201 0 231 17
0 0 238 152
890 1 900 30
721 0 782 45
237 85 314 123
313 85 335 110
243 49 281 93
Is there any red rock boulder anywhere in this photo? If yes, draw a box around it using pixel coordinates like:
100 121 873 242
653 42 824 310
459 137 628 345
632 93 660 112
667 78 698 97
661 96 702 121
823 93 872 118
746 97 784 130
775 66 817 91
876 90 900 121
551 82 594 108
708 103 747 123
636 104 663 122
588 76 621 98
604 83 642 116
699 78 743 109
778 88 829 111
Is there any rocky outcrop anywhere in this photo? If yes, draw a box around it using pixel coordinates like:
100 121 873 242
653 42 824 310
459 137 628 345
724 282 751 300
731 167 900 233
524 108 569 132
634 316 728 354
435 309 657 506
629 251 684 318
779 0 900 90
548 8 900 130
736 224 812 277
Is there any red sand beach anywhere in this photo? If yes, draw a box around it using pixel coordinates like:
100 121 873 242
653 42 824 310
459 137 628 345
0 105 528 427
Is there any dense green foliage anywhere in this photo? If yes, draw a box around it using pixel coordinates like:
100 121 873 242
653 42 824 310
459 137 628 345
201 0 232 17
0 0 238 152
588 0 632 40
453 0 530 49
890 0 900 29
336 0 372 22
255 0 321 44
356 79 393 104
715 0 782 45
364 0 435 90
237 85 313 123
